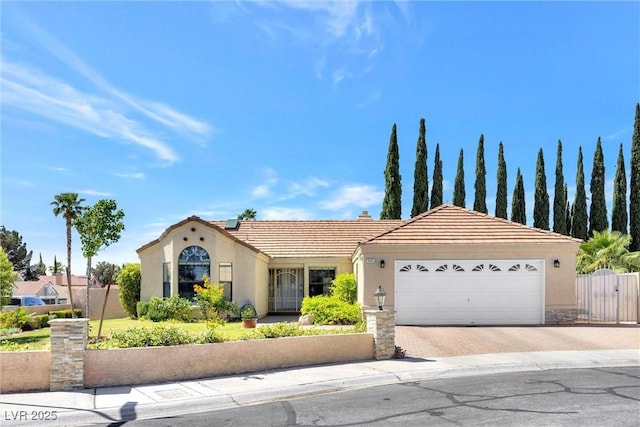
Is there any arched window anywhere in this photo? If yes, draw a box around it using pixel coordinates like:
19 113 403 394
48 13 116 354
178 246 210 300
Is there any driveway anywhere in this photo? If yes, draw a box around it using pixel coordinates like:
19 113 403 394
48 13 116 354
395 324 640 358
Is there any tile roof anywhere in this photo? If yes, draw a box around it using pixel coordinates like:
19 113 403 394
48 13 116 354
211 216 403 258
12 275 89 298
363 204 583 245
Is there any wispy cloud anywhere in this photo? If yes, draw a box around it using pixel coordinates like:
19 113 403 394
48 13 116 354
0 19 214 164
319 184 383 210
78 189 112 197
115 172 146 180
247 1 394 84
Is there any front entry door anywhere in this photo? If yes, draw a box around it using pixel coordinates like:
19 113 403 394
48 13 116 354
269 268 304 312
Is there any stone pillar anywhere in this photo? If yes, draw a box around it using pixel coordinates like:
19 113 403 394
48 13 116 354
49 318 88 391
365 310 395 360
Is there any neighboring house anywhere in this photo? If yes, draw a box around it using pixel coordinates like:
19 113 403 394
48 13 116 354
11 273 87 305
137 204 582 325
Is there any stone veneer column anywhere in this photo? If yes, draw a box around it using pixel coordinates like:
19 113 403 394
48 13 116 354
365 310 396 360
49 318 88 391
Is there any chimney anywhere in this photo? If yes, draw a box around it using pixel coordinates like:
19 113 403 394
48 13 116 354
54 272 63 286
358 211 372 220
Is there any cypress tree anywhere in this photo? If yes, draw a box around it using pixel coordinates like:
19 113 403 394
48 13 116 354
495 142 508 219
565 187 572 236
588 137 608 235
511 168 526 225
553 140 567 234
430 143 443 208
630 103 640 251
473 134 487 213
380 123 402 219
453 149 466 208
612 143 628 234
534 148 550 230
411 118 428 217
572 147 588 240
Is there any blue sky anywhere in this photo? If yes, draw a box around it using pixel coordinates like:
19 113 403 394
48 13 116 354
1 1 638 275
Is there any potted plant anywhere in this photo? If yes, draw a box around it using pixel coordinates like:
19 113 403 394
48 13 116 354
240 304 258 328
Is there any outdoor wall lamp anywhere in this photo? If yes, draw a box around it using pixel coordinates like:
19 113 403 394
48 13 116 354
553 259 560 268
380 259 385 268
374 285 386 310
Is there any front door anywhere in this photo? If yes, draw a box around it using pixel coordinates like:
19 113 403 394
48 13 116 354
269 268 304 312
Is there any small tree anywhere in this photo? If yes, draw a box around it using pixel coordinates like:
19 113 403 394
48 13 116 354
0 226 35 280
630 103 640 251
48 256 64 274
577 230 640 274
74 199 125 319
0 247 14 306
92 261 121 287
117 263 141 318
33 253 47 276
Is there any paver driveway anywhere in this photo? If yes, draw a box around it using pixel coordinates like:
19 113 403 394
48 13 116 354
395 324 640 358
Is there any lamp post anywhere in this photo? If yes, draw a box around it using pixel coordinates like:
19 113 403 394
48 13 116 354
374 285 386 310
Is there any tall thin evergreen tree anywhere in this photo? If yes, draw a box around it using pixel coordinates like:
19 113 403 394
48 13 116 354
630 103 640 251
553 140 567 234
534 148 550 230
572 147 588 240
430 143 443 208
565 187 572 236
411 118 428 217
589 137 608 235
612 143 628 234
495 142 508 219
453 149 466 208
473 134 487 213
380 123 402 219
511 168 526 225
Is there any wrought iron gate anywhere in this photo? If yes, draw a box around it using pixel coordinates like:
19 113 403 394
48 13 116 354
576 269 639 323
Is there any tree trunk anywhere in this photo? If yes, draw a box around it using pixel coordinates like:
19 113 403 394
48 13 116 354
66 218 76 318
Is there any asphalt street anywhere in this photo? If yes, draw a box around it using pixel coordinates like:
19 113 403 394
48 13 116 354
91 367 640 427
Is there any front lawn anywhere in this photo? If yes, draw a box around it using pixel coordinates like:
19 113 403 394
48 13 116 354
0 317 357 351
0 318 260 351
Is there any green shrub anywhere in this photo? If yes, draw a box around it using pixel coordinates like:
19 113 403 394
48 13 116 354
300 295 361 325
144 296 192 322
107 325 222 348
137 301 149 318
193 277 239 324
118 263 141 318
21 314 51 331
330 273 357 304
0 308 30 329
49 308 83 319
256 322 302 338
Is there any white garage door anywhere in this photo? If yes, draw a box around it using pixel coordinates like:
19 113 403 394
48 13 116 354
395 260 544 325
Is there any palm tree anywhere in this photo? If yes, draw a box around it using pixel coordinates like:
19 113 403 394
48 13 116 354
237 208 257 220
51 192 85 317
577 230 640 274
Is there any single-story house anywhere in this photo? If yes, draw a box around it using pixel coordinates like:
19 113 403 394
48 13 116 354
137 204 582 325
11 274 89 305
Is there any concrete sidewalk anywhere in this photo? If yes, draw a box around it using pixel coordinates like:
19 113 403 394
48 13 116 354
1 349 638 427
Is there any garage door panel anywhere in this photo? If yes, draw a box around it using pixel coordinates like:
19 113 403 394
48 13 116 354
395 259 544 325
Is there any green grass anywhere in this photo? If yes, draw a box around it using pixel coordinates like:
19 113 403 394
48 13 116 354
0 317 271 351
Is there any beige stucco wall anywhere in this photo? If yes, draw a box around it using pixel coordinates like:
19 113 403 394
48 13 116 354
355 242 580 317
72 287 126 320
84 333 373 388
138 220 270 316
0 351 50 393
